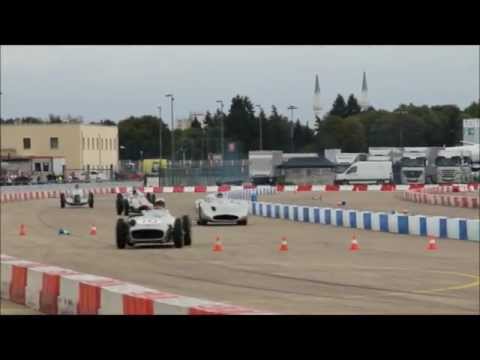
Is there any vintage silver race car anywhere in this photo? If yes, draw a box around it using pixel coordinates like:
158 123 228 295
116 208 192 249
60 187 94 208
116 190 154 215
195 193 248 225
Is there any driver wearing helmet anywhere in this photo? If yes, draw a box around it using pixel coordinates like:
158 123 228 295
216 192 224 199
154 198 166 209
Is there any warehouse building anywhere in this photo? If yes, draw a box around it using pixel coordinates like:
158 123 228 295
0 123 119 175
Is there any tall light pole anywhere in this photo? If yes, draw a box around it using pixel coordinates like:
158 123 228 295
287 105 298 152
216 100 224 160
157 106 162 160
255 104 263 150
165 94 175 166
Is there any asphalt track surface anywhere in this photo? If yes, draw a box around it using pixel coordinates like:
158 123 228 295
1 192 479 314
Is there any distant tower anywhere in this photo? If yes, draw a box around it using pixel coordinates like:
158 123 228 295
313 74 322 118
359 71 369 111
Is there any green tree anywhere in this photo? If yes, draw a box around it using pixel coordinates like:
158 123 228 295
329 94 347 117
191 117 202 129
463 101 479 118
345 94 361 117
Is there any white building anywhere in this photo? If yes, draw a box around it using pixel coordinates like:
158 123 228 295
463 118 480 144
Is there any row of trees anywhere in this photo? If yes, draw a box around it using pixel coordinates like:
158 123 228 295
1 96 478 160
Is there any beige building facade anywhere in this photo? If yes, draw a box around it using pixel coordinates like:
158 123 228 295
0 123 119 172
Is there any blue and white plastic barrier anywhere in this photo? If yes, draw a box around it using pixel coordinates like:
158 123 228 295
249 201 480 242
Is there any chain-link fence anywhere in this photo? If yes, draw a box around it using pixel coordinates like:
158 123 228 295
145 161 249 186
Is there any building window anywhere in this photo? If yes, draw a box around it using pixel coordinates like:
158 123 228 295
23 138 31 149
467 128 475 135
92 138 95 150
109 138 112 150
82 137 85 150
50 137 59 149
87 138 90 150
34 162 41 172
97 138 100 150
43 162 49 172
114 138 117 149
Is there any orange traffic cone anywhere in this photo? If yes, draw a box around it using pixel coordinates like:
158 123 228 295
90 225 97 236
213 236 224 252
349 234 359 251
279 236 289 252
19 224 27 236
426 236 438 251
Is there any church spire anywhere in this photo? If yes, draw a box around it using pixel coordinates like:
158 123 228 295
359 71 369 111
313 74 322 118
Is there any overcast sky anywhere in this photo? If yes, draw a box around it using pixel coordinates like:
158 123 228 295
1 45 478 126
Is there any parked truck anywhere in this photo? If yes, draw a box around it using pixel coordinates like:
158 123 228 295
435 147 473 183
400 147 428 184
248 151 283 185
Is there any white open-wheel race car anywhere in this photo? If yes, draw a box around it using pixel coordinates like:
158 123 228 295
195 192 248 225
116 202 192 249
60 186 94 208
116 189 157 215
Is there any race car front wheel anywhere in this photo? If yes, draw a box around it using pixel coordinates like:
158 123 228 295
116 219 129 249
173 218 184 248
88 193 94 208
237 218 248 226
60 193 66 208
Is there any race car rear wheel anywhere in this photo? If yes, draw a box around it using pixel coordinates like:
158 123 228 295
88 192 94 208
116 218 129 249
182 215 192 246
173 218 184 248
116 194 124 215
60 193 66 208
123 199 130 216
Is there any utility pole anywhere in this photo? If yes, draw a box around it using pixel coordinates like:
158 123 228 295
157 106 162 159
165 94 175 166
288 105 298 153
216 100 224 160
255 104 263 150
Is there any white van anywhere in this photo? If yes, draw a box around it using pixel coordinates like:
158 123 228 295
335 161 393 185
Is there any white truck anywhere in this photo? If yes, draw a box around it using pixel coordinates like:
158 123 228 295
435 147 473 183
248 150 283 185
400 147 429 184
335 161 393 185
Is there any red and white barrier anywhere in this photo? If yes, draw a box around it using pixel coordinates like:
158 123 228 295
1 255 274 315
2 183 478 204
402 186 479 209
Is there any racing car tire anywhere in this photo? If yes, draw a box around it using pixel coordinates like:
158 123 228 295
88 192 94 208
116 194 124 215
60 193 66 208
173 218 184 248
116 218 129 249
123 199 130 216
182 215 192 246
150 193 156 205
197 208 207 226
237 218 248 226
